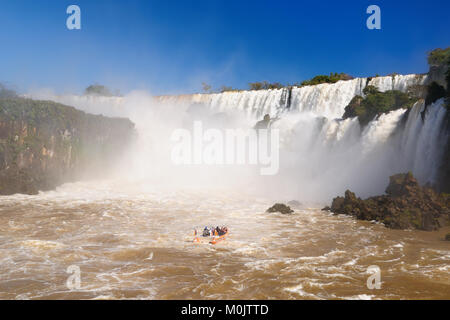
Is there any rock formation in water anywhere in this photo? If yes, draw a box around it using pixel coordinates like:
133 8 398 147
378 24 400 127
342 85 420 127
254 114 271 129
325 173 450 231
266 203 294 214
0 97 135 195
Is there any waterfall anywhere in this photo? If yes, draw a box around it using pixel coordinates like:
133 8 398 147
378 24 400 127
289 78 366 119
367 74 427 93
158 74 426 120
28 73 447 202
395 99 448 184
158 88 289 120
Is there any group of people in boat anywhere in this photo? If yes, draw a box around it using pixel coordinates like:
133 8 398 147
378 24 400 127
202 226 228 237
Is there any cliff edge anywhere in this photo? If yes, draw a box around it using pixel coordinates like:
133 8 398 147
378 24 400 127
0 97 135 195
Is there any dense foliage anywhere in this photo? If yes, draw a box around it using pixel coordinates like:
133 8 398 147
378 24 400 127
343 86 419 127
202 72 353 93
299 72 353 86
427 47 450 66
248 81 284 90
219 85 236 93
84 84 120 96
0 97 134 195
201 82 212 93
0 83 18 98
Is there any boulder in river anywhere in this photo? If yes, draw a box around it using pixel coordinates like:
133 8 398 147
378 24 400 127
327 172 450 231
266 203 294 214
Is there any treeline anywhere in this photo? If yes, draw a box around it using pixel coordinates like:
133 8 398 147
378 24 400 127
84 84 122 97
201 72 354 93
428 47 450 66
298 72 353 86
0 83 18 98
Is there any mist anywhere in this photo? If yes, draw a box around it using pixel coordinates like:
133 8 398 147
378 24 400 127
26 74 447 204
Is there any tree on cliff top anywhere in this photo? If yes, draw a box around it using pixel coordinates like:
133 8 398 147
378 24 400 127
0 83 18 98
300 73 353 86
248 81 284 90
201 82 212 93
84 84 120 97
427 47 450 66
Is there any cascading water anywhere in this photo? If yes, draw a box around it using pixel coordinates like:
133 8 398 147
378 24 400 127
156 74 426 120
395 98 448 184
29 73 445 202
4 74 448 300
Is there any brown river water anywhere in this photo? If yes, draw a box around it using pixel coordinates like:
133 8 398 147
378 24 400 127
0 180 449 300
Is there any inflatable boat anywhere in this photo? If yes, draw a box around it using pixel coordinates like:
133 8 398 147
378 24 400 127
193 227 229 245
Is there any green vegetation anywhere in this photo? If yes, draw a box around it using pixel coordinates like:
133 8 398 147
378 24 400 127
201 82 212 93
343 86 419 127
84 84 120 96
202 72 353 93
0 97 83 129
427 47 450 66
248 81 284 90
0 97 135 194
424 47 450 109
0 83 18 98
219 85 237 93
246 73 352 91
299 73 353 86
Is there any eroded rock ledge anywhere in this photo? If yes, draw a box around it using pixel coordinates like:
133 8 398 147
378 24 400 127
324 173 450 231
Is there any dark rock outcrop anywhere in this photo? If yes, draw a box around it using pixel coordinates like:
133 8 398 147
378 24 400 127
266 203 294 214
0 97 135 195
254 114 271 130
327 173 450 231
426 47 450 90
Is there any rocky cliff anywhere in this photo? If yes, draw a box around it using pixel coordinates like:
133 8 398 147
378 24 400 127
0 97 135 195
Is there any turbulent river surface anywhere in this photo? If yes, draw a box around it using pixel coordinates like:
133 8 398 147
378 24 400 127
8 74 448 299
0 181 449 300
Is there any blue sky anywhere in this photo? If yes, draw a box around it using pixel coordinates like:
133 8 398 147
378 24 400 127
0 0 449 95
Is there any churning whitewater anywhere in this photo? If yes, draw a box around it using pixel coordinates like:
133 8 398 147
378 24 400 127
2 74 447 299
29 73 443 201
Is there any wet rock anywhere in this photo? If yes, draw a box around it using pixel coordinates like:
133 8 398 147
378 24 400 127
321 206 331 211
385 172 419 197
254 114 271 130
445 233 450 241
327 173 450 231
266 203 294 214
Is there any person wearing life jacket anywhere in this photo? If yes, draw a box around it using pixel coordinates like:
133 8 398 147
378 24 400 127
202 226 210 237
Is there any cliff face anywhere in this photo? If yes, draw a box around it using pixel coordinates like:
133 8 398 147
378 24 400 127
0 98 135 195
424 48 450 193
